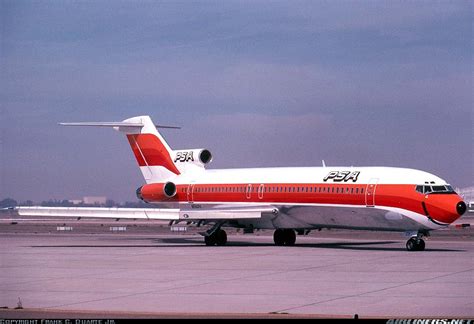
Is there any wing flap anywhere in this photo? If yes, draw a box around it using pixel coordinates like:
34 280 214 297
180 210 261 220
179 205 277 220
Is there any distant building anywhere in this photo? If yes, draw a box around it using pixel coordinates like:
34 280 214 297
457 187 474 213
83 196 107 205
68 199 83 205
458 186 474 200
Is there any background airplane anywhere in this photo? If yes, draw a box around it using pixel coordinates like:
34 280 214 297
16 115 467 251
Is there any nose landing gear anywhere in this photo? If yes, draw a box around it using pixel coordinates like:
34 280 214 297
406 232 427 251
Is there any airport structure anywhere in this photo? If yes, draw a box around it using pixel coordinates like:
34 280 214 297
457 186 474 212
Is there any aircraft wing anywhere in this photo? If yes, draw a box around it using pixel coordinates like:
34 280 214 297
179 205 277 220
15 206 180 220
14 205 276 220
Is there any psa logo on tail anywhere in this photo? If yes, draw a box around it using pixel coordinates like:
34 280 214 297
174 151 194 163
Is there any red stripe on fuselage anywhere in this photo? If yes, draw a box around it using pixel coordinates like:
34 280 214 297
174 183 396 206
148 182 461 225
126 134 180 174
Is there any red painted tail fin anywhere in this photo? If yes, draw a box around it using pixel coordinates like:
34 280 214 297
61 116 181 183
121 116 180 183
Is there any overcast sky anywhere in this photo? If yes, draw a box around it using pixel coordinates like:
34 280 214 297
1 0 472 202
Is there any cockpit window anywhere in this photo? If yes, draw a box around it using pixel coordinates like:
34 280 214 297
415 185 456 194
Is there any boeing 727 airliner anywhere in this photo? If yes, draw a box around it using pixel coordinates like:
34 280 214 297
16 115 467 251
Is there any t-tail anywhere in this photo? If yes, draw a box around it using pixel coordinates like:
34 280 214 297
60 115 213 183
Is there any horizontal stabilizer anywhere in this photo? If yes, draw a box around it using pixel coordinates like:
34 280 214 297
59 122 180 129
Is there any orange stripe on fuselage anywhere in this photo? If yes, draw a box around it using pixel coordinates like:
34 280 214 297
149 182 461 225
126 134 180 174
174 183 391 206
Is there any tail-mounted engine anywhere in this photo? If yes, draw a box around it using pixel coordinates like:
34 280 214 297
172 148 213 172
136 182 177 202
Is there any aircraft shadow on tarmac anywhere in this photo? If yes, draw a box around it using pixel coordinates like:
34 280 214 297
157 238 466 252
31 237 466 252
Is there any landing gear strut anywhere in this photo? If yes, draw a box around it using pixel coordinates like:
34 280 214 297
406 233 426 251
204 229 227 246
273 229 296 246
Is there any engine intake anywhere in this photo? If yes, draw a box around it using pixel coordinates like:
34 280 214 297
163 181 177 198
199 149 213 164
136 186 144 201
136 182 177 202
173 148 213 167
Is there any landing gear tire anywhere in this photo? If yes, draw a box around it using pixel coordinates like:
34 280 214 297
273 229 296 246
417 239 425 251
273 229 285 246
284 229 296 246
215 229 227 246
406 237 425 251
205 234 216 246
205 229 227 246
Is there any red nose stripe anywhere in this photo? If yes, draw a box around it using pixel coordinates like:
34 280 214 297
126 134 180 174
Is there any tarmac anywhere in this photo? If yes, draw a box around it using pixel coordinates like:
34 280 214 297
0 216 473 319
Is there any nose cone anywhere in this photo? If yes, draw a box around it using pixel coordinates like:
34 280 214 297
456 201 467 216
425 195 465 225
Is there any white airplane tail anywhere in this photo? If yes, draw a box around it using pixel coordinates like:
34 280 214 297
61 115 212 183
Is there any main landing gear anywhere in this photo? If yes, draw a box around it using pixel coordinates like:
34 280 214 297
204 229 227 246
406 233 426 251
273 229 296 246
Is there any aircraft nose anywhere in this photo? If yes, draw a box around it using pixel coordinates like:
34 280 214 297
456 201 467 216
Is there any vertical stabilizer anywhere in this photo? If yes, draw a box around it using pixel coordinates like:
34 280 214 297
60 115 181 183
120 116 180 183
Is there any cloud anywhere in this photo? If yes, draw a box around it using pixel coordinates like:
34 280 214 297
1 1 471 201
175 112 332 168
